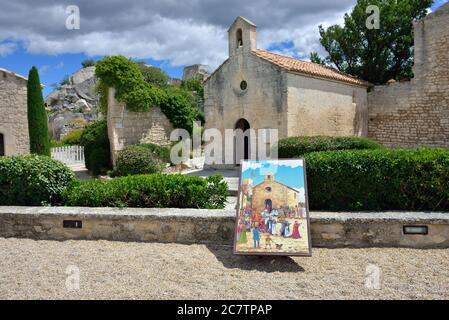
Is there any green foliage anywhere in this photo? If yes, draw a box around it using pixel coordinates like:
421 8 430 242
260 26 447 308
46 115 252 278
276 136 383 158
27 66 50 156
180 79 204 99
79 120 111 175
139 143 171 164
115 145 165 176
95 80 109 115
0 155 74 206
95 56 203 132
309 52 327 65
59 75 71 86
50 140 68 148
314 0 432 84
64 174 228 209
135 61 169 87
81 59 96 68
61 129 83 145
305 148 449 211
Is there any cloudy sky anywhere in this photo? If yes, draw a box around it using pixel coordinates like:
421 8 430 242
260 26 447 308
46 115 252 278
0 0 447 95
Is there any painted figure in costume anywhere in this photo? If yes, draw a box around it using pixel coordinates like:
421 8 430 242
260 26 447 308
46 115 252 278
252 223 261 248
259 218 266 233
292 221 302 239
266 216 273 234
271 219 277 236
281 221 291 237
238 220 247 244
265 234 273 249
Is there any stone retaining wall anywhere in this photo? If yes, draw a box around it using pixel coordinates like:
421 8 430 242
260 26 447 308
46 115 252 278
367 5 449 148
0 207 448 249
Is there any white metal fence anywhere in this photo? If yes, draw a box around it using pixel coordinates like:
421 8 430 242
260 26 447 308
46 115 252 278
51 145 85 165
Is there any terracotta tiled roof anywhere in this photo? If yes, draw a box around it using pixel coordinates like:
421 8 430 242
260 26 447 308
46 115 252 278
252 49 371 87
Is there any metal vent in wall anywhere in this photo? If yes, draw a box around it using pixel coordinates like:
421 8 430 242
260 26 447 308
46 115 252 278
63 220 82 229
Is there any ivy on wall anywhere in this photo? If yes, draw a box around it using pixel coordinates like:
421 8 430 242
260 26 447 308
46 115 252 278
95 55 204 132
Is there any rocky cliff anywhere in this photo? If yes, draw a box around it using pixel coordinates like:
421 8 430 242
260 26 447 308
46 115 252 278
45 66 100 140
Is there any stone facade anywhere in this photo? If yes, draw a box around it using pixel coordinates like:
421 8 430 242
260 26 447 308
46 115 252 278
204 16 369 166
251 174 299 214
367 3 449 148
0 68 30 156
107 88 173 166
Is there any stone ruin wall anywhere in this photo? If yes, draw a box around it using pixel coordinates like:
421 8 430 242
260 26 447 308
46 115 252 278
0 70 30 156
107 88 173 167
367 5 449 148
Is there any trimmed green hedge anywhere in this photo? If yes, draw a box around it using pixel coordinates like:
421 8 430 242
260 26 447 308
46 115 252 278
276 136 383 158
79 120 111 175
305 148 449 211
64 174 228 209
0 155 74 206
115 145 165 176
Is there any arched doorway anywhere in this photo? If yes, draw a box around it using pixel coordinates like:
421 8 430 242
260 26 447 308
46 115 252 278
0 133 4 156
235 118 250 165
264 199 272 213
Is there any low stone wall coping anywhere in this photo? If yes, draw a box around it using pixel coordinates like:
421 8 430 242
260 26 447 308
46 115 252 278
0 206 447 223
0 207 448 248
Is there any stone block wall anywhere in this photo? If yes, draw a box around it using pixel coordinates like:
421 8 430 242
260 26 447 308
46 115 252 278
0 69 30 156
107 88 173 166
367 4 449 148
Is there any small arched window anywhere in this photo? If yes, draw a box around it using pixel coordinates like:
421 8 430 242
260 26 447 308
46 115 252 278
0 133 4 156
236 29 243 47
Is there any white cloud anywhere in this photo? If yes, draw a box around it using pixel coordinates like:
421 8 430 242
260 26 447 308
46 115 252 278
242 161 263 172
0 0 356 69
0 42 16 57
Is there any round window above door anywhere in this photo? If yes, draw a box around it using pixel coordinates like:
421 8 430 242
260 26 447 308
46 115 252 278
240 80 248 91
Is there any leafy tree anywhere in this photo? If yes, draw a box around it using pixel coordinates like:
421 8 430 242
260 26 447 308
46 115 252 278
27 66 50 156
309 52 327 66
312 0 432 84
81 59 96 68
135 61 169 87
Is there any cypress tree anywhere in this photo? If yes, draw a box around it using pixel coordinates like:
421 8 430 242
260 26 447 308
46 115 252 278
27 66 50 156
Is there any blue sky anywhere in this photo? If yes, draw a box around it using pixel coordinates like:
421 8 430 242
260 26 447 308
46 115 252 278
241 160 305 190
0 50 184 96
0 0 447 97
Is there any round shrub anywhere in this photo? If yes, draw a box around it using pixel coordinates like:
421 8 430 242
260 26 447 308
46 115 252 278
139 143 171 164
305 148 449 211
276 136 383 158
79 120 111 174
61 129 83 145
64 174 228 209
0 155 74 206
116 145 165 176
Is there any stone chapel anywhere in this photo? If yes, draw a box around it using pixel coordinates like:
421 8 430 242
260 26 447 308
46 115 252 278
204 16 371 165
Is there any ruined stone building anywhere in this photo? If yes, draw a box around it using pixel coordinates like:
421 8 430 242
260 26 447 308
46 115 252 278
368 2 449 148
204 16 371 165
182 64 209 81
0 68 29 156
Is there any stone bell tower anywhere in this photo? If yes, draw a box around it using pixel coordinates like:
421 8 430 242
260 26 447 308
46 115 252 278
228 16 257 57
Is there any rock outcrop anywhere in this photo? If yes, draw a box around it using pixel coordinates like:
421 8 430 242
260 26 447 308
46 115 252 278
45 66 100 140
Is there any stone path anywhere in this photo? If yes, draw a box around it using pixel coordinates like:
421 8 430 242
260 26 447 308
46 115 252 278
184 169 240 195
67 163 92 180
0 238 447 299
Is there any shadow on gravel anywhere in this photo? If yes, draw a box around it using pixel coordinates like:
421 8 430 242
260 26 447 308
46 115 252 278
206 245 305 273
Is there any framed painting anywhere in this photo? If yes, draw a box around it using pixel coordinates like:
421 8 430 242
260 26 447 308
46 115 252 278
233 159 312 256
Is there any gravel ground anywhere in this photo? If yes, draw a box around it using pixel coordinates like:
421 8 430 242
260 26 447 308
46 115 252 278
0 237 448 300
